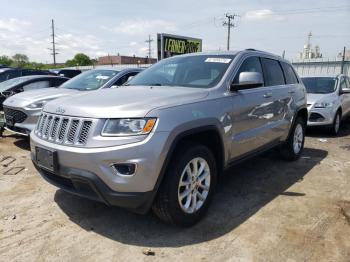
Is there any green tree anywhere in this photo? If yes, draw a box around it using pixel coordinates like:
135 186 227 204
0 55 13 66
65 53 92 67
12 53 29 68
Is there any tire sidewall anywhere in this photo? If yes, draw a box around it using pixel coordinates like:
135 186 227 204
289 117 306 159
165 144 217 226
332 111 341 135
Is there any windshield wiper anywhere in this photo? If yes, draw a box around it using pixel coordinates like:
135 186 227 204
148 83 163 86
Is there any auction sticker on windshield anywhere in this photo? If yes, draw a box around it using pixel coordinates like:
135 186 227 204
205 58 232 63
96 75 110 80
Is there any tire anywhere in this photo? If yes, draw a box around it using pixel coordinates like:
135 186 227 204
329 111 341 136
280 117 306 161
152 142 217 227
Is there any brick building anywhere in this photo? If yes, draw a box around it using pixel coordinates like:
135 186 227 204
97 55 157 65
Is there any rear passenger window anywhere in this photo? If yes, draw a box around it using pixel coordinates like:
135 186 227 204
233 56 263 84
261 58 285 86
281 62 299 84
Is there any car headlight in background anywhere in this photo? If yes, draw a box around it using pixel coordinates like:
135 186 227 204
101 118 157 136
313 102 333 108
26 100 50 109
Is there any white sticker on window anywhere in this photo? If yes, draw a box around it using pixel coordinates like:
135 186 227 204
205 58 232 63
96 75 109 80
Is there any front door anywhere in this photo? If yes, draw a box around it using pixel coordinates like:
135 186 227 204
229 56 276 159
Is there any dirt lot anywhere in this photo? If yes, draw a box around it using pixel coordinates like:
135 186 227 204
0 123 350 262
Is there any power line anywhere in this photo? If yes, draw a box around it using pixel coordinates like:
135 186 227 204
223 14 239 51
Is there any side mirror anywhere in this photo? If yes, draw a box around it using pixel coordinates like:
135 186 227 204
230 72 264 91
340 89 350 95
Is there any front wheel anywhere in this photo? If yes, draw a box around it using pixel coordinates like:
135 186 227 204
330 111 341 136
280 117 306 161
152 142 217 227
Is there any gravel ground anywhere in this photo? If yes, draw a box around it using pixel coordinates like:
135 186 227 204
0 122 350 262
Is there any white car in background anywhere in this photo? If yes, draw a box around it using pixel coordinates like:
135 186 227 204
302 74 350 135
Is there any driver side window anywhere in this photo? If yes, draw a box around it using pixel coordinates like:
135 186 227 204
340 77 348 92
233 56 263 84
113 72 138 86
344 77 350 91
22 81 50 91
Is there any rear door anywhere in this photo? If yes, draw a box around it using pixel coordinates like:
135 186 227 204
229 56 275 159
267 61 300 139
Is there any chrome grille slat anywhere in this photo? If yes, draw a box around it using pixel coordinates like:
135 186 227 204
66 119 79 144
78 121 92 144
35 113 93 146
49 117 60 140
39 115 47 134
43 116 53 138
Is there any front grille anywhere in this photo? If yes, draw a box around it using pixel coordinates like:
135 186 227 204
35 113 93 146
3 107 27 123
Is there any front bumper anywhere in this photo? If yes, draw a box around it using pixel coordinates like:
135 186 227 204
30 130 170 207
307 107 335 127
33 162 154 213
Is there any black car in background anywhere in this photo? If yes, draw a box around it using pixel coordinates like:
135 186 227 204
0 75 68 110
0 68 56 83
50 69 82 78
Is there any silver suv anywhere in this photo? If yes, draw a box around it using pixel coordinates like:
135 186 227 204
30 50 307 226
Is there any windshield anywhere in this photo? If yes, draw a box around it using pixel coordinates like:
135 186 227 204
302 77 337 94
60 70 119 91
127 55 235 88
0 76 33 92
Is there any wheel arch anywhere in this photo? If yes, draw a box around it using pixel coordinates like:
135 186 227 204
143 125 226 212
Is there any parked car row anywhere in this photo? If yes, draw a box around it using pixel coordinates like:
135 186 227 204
1 49 350 226
2 68 141 135
0 68 82 83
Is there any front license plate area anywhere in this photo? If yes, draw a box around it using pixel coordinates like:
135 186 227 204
35 147 57 172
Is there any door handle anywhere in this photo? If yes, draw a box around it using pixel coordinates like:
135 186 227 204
263 93 272 98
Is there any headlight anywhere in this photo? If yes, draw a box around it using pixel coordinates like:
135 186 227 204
314 102 333 108
26 100 49 109
101 118 157 136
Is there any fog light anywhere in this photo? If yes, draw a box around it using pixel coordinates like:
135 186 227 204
111 163 136 176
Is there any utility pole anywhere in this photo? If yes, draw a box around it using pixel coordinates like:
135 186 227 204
223 14 238 51
341 46 346 74
145 35 154 61
49 19 59 67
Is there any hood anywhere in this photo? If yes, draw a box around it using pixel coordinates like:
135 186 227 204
307 93 335 105
3 88 78 108
44 86 209 118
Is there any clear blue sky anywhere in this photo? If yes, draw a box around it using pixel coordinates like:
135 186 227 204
0 0 349 63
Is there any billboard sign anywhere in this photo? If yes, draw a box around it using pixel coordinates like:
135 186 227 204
157 33 202 60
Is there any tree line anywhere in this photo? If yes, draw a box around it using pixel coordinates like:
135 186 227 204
0 53 96 69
